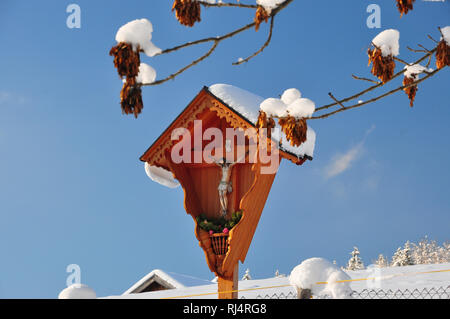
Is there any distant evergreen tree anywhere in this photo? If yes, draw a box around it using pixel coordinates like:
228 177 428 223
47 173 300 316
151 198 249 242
412 236 439 264
241 268 252 280
375 254 388 268
392 241 414 266
346 246 365 270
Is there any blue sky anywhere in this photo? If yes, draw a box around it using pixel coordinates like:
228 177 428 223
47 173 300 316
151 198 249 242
0 1 449 298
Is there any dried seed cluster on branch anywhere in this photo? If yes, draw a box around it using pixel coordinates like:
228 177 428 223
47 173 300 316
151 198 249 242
256 110 276 140
436 39 450 69
109 42 141 78
402 76 418 107
172 0 201 27
367 47 396 83
278 116 308 147
109 42 144 118
396 0 415 17
254 6 269 31
121 79 144 117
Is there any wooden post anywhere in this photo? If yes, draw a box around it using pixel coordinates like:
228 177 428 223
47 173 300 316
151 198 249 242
218 264 238 299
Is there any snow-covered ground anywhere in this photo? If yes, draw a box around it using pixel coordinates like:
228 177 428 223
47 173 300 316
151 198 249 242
102 263 450 299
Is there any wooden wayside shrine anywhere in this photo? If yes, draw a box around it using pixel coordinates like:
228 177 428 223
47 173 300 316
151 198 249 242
140 86 310 299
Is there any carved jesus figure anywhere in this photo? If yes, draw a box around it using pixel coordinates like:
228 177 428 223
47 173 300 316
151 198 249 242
215 158 235 217
212 151 248 217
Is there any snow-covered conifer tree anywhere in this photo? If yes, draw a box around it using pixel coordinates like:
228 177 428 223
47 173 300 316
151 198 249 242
412 236 438 264
241 268 252 280
346 247 365 270
375 254 388 268
392 241 414 266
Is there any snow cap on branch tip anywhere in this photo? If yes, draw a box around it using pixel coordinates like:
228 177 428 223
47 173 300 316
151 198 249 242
371 29 400 57
260 97 288 117
286 97 315 119
256 0 285 13
136 63 157 84
281 88 301 105
259 88 314 120
115 18 162 57
440 26 450 46
403 64 432 80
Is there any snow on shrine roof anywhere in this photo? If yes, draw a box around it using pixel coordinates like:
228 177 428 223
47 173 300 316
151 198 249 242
207 84 315 160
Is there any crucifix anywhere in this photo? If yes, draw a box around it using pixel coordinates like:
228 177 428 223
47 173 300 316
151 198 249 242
211 146 248 218
214 158 236 217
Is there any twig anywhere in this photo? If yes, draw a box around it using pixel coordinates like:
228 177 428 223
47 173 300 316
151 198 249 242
310 67 444 120
425 55 432 68
315 48 436 112
198 1 257 9
142 0 294 85
328 92 346 109
157 21 256 56
233 16 275 65
352 74 380 84
407 46 428 53
438 26 444 39
427 34 439 43
141 41 219 86
393 56 410 66
418 44 432 53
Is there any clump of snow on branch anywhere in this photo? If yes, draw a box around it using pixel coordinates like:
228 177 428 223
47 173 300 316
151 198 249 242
145 163 180 188
260 88 315 119
372 29 400 57
115 18 161 57
280 88 301 105
289 258 353 299
403 64 432 80
440 26 450 45
260 98 287 117
136 63 157 84
286 98 316 119
256 0 284 13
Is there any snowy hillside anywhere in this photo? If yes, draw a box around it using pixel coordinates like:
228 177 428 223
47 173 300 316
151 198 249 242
102 263 450 299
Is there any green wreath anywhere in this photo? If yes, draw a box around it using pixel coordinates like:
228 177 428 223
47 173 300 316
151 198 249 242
196 211 243 233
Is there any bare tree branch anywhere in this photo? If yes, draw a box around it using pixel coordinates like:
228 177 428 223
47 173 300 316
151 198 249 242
328 92 347 109
198 1 257 9
310 67 444 120
141 0 294 84
141 41 219 86
393 56 411 66
352 74 381 84
232 16 275 65
427 34 439 43
316 47 437 112
407 46 428 53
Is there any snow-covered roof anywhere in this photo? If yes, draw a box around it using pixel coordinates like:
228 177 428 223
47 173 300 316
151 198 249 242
105 263 450 299
207 84 316 160
123 269 214 295
116 276 295 299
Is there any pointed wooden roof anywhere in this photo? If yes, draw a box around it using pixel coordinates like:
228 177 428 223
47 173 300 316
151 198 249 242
140 85 314 169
